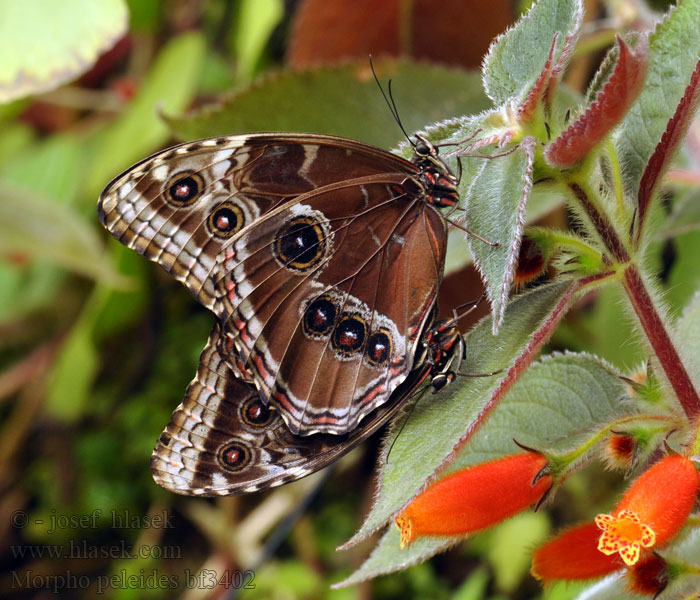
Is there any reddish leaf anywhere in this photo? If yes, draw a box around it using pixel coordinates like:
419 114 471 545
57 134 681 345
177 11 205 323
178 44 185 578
287 0 511 69
635 58 700 246
517 33 558 122
518 1 582 121
544 36 648 168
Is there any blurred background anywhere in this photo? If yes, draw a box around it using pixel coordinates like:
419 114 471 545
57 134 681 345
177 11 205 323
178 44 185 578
1 0 692 598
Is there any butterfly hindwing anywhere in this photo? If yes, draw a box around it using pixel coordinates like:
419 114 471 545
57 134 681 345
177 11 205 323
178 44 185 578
151 323 411 495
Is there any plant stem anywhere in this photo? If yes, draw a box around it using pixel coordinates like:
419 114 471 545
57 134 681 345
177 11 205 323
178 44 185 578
568 181 700 424
622 265 700 423
568 182 629 263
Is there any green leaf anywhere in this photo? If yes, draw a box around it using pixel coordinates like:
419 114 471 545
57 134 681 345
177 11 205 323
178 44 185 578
444 354 626 473
342 281 575 549
46 269 136 420
666 229 700 314
165 60 491 149
450 567 490 600
92 243 148 339
84 32 206 199
466 139 534 332
482 0 581 105
333 530 459 588
422 113 577 278
657 187 700 240
0 0 128 102
544 581 589 600
0 181 126 285
615 0 700 200
0 122 34 164
0 263 63 322
340 351 627 582
125 0 160 33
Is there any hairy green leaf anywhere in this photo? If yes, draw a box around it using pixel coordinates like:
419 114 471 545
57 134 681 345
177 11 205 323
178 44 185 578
482 0 581 104
466 139 534 332
342 281 575 549
334 531 458 588
340 353 626 582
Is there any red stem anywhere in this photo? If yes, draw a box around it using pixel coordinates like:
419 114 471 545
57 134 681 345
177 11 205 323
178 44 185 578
569 181 699 423
569 182 630 263
622 265 700 423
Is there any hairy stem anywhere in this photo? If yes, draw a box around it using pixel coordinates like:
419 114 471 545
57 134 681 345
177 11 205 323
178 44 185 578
569 181 700 424
622 265 700 423
568 182 630 263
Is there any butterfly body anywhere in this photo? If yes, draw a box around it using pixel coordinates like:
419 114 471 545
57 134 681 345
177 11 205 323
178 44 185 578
99 132 461 494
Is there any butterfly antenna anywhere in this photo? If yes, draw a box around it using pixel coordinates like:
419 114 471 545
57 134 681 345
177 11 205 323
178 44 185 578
369 55 415 149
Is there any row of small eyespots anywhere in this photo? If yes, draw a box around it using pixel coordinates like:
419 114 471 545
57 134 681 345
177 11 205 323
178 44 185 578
302 296 392 366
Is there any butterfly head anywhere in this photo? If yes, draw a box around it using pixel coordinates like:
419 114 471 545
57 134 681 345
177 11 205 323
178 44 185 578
411 135 460 208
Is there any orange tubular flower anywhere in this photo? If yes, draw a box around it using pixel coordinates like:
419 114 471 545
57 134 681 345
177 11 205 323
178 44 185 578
532 455 699 582
395 452 550 549
531 522 623 580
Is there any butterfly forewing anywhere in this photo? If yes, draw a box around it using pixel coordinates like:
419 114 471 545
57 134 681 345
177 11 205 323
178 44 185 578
97 134 420 311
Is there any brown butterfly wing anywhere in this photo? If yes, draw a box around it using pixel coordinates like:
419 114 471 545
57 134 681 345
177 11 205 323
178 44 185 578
218 176 447 435
97 134 417 312
150 323 411 495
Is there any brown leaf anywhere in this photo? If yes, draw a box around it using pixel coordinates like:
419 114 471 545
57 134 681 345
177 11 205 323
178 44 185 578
287 0 511 69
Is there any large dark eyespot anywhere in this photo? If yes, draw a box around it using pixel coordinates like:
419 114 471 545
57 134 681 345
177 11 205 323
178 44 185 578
303 295 337 338
366 329 392 367
274 215 326 272
164 171 205 207
207 202 244 238
240 398 273 427
332 313 366 356
218 442 251 471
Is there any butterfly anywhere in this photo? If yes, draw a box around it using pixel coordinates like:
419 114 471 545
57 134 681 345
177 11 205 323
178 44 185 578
98 132 463 494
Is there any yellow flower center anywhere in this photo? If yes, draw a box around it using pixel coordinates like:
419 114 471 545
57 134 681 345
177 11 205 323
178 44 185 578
595 509 656 566
395 515 414 550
